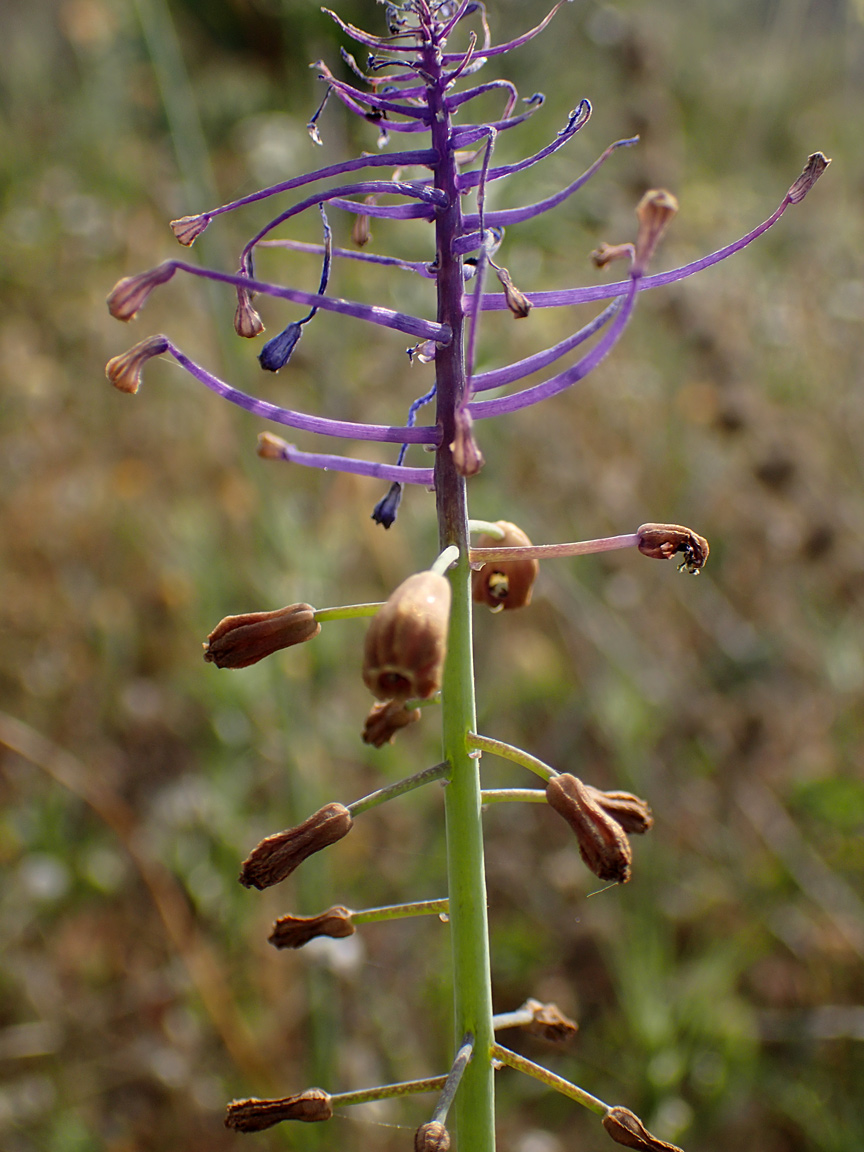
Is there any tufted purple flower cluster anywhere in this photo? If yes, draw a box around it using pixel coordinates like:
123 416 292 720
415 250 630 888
107 0 827 528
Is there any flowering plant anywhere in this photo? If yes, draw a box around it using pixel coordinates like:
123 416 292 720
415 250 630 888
106 2 827 1148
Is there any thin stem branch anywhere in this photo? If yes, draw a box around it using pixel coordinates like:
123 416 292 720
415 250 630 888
347 761 451 817
350 899 449 925
491 1044 609 1116
468 732 558 782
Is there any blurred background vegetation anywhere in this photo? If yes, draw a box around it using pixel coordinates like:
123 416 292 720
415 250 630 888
1 0 863 1149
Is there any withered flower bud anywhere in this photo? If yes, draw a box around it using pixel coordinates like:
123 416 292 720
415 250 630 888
636 523 709 574
352 194 378 246
371 481 404 529
362 698 422 747
633 189 678 275
546 774 633 884
239 803 353 890
495 265 532 318
257 431 289 460
471 521 539 611
522 998 579 1044
269 905 355 950
584 787 653 835
226 1089 333 1132
259 322 304 372
170 213 210 246
105 334 169 394
106 261 176 321
415 1121 451 1152
204 604 320 669
363 571 451 702
450 407 485 477
602 1106 685 1152
591 242 634 269
786 152 831 205
234 288 265 338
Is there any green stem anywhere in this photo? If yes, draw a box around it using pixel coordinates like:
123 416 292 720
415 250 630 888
313 602 382 623
431 544 461 576
346 761 450 817
480 788 547 804
468 520 508 539
491 1044 609 1116
468 732 558 782
351 899 449 925
330 1076 448 1108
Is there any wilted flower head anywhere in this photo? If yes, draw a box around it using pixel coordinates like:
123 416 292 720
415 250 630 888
471 521 540 611
105 334 169 394
269 905 355 950
363 571 451 702
239 803 353 890
226 1089 333 1132
636 523 709 573
362 698 422 747
546 773 635 884
203 603 320 668
602 1106 685 1151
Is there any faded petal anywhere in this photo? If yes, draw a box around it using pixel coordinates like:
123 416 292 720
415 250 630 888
546 773 633 884
269 905 355 950
226 1089 333 1132
203 604 320 669
239 803 353 890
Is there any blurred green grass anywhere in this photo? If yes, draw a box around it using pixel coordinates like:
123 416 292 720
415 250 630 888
1 0 863 1149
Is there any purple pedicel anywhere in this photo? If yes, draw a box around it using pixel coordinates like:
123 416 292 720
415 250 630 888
108 0 826 523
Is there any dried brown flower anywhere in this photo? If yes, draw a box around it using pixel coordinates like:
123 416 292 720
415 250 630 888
471 521 540 611
105 334 169 394
269 905 355 950
786 152 831 205
585 787 653 835
363 571 451 701
521 998 579 1043
234 288 265 338
362 699 422 747
415 1121 451 1151
450 407 485 477
495 265 533 318
636 523 709 574
170 213 209 246
203 603 320 669
106 261 176 321
602 1106 685 1151
546 773 633 884
239 803 353 890
633 189 678 274
225 1089 333 1131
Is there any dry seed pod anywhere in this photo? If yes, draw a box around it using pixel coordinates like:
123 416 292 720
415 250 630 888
363 571 451 701
203 603 320 669
602 1106 685 1151
269 905 355 950
415 1121 451 1151
362 698 422 747
472 521 540 611
636 523 709 574
546 773 633 884
239 803 353 890
225 1089 333 1132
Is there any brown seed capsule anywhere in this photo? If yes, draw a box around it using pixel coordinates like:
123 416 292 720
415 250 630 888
471 521 540 611
269 905 355 950
106 261 176 321
495 265 532 318
363 572 451 702
234 287 265 338
105 334 169 394
415 1121 451 1152
522 998 579 1043
636 523 709 574
546 774 633 884
602 1106 685 1151
239 803 353 890
225 1089 333 1132
450 407 485 477
584 787 654 835
362 698 422 747
203 603 320 669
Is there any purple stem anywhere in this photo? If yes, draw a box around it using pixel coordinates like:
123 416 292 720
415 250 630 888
450 96 544 148
439 3 564 61
158 339 441 444
468 279 637 418
263 438 435 485
456 102 592 191
470 301 618 392
258 239 436 278
322 8 425 52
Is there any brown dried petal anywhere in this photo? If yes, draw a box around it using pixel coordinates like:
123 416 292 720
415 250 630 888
636 523 709 574
226 1089 333 1132
546 774 632 884
634 189 678 273
415 1121 451 1151
363 571 451 702
234 289 265 338
450 407 485 477
522 998 579 1043
584 787 654 835
495 265 532 318
204 603 320 669
471 521 539 611
591 242 634 269
602 1107 685 1152
239 803 353 890
269 905 355 950
105 334 169 394
257 431 289 459
170 213 210 246
786 152 831 205
362 699 422 747
106 261 176 321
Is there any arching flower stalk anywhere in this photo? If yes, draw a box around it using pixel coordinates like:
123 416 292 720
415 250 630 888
106 2 828 1148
